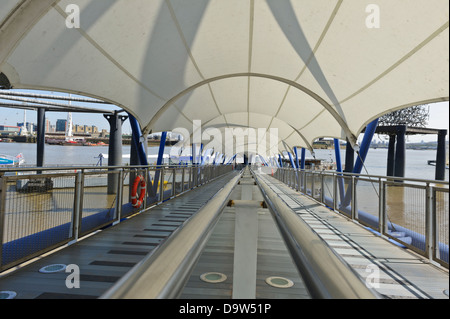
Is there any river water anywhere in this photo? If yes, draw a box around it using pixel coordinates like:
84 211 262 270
1 142 448 255
1 142 447 181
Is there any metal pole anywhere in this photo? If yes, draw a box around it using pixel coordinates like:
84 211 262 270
386 134 396 176
153 132 167 196
128 113 148 166
104 112 127 194
0 175 7 269
294 147 300 169
278 154 283 168
159 167 164 202
114 169 124 225
425 184 434 260
435 129 447 181
342 119 379 207
36 107 46 168
300 148 306 170
378 178 384 233
334 138 345 202
354 119 379 175
70 171 83 243
344 138 354 173
394 125 406 178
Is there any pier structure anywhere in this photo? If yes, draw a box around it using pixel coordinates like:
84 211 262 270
0 1 448 300
372 126 448 181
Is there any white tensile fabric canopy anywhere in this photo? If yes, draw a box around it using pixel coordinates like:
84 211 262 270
0 0 448 156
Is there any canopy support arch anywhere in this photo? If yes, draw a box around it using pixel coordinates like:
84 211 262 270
144 73 360 151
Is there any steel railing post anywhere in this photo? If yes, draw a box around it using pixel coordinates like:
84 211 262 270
70 171 83 243
381 180 387 236
320 172 324 203
181 167 185 193
188 166 192 189
425 183 434 260
351 176 356 220
333 173 337 211
172 168 176 197
143 168 148 208
114 169 124 225
159 167 164 202
0 175 7 270
378 179 384 233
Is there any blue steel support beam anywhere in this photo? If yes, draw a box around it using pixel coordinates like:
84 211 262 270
200 143 204 165
278 154 283 168
228 154 237 164
334 138 345 203
293 147 300 169
153 131 167 196
341 119 379 208
288 152 296 168
128 113 148 167
272 157 278 168
300 148 306 170
344 138 354 173
260 155 269 166
353 119 379 175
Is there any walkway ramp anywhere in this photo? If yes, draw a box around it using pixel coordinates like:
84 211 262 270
0 168 447 299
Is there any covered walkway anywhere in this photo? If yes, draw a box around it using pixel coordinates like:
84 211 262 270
0 1 448 300
0 168 447 299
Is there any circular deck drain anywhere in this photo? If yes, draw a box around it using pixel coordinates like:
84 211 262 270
265 276 294 288
39 264 67 274
200 272 227 283
0 291 17 299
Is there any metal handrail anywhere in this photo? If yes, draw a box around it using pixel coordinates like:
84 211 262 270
271 166 449 269
0 163 224 173
0 164 234 272
253 170 380 299
278 167 449 186
100 171 242 299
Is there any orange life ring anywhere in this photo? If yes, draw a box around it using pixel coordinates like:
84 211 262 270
131 175 146 208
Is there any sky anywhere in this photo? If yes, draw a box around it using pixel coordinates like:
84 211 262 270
0 90 448 143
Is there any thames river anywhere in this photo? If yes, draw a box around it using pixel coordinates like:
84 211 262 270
1 142 448 181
